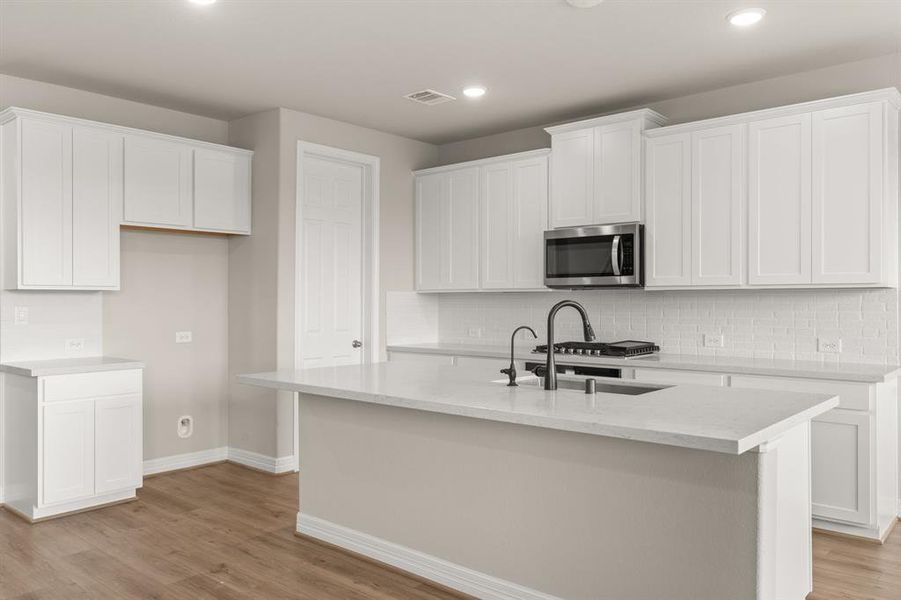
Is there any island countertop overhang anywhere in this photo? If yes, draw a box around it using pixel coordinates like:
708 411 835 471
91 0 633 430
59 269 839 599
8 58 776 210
238 362 838 455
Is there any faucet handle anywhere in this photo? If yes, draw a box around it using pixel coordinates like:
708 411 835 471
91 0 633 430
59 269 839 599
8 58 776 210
531 365 548 378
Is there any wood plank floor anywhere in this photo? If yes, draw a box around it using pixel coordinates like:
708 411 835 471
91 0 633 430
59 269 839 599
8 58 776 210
0 462 897 599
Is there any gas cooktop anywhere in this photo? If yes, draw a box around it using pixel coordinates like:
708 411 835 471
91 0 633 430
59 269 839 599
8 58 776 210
532 340 660 358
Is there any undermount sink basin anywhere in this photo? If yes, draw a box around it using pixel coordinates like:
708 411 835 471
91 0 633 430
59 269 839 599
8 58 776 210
493 376 668 396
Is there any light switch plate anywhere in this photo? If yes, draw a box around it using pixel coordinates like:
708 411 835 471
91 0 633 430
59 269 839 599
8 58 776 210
818 337 842 353
175 331 193 344
14 306 28 325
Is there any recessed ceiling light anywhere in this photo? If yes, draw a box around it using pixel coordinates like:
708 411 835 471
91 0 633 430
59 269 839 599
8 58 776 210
188 0 217 5
463 86 487 98
727 8 766 27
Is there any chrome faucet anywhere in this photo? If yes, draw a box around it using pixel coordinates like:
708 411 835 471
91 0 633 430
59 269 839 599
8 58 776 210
538 300 596 391
500 325 538 386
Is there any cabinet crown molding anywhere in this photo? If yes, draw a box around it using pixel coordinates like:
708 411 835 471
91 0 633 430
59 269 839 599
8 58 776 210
413 148 550 177
0 106 253 156
645 87 901 138
544 108 667 135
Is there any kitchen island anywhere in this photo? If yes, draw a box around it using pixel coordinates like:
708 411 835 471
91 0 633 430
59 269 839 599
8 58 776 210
239 362 838 600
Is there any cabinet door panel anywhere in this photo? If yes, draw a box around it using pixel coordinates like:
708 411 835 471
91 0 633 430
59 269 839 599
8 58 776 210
512 156 548 289
123 135 192 228
95 395 142 494
445 167 479 289
595 121 641 223
193 148 251 233
72 127 122 288
691 125 743 285
42 401 94 505
812 103 883 284
480 163 513 289
645 134 691 287
415 173 443 290
20 118 73 287
811 410 872 525
748 114 812 285
550 129 594 228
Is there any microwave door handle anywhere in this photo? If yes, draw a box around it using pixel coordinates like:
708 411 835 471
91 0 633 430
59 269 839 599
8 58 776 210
611 235 622 276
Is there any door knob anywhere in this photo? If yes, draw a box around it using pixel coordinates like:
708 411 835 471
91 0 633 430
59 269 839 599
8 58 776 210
352 340 362 348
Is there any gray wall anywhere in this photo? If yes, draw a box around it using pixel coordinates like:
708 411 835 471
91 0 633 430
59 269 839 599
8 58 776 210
0 74 231 461
436 52 901 164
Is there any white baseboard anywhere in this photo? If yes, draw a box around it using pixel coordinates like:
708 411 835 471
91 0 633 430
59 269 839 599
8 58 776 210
227 447 296 474
296 513 560 600
143 446 228 476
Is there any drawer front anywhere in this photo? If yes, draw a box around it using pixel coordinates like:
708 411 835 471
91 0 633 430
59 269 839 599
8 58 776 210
729 375 871 411
633 368 726 386
42 369 142 403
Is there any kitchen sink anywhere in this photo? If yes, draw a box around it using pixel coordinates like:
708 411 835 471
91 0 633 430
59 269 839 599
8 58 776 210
494 376 667 395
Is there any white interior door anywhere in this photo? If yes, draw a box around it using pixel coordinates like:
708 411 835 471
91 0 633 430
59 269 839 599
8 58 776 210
299 155 364 368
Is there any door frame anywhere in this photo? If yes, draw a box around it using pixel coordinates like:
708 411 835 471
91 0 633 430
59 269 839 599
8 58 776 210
293 141 380 469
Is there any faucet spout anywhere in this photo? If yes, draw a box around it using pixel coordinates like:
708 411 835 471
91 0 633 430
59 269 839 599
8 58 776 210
544 300 596 391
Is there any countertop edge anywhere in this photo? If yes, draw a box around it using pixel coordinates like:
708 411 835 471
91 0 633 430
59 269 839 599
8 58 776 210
0 357 145 377
386 344 901 383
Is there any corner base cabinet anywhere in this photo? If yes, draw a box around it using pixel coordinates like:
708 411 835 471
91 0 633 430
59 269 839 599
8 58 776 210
1 368 143 521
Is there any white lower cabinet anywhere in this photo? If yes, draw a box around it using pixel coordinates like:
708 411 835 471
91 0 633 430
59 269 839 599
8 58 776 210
810 410 871 525
1 368 144 521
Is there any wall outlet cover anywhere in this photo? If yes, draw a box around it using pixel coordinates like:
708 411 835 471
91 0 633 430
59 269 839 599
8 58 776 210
703 334 724 348
14 306 28 325
177 415 194 439
467 327 483 338
175 331 193 344
818 337 842 353
65 338 85 353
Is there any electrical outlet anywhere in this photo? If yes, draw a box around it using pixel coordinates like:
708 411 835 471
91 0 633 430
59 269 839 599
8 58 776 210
818 337 842 353
467 327 483 338
14 306 28 325
65 338 85 353
175 331 193 344
177 415 194 439
703 334 724 348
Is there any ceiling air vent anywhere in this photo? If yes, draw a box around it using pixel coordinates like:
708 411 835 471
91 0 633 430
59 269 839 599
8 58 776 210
404 89 456 106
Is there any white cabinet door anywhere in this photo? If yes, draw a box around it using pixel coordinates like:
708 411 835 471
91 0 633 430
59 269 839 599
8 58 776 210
72 127 122 289
95 395 142 495
415 173 443 291
550 128 594 228
193 148 251 234
19 118 73 287
595 120 641 224
511 155 548 289
42 400 94 505
811 410 872 525
691 125 743 286
812 103 883 284
480 162 514 289
645 134 691 287
444 167 479 289
123 134 192 228
748 114 812 285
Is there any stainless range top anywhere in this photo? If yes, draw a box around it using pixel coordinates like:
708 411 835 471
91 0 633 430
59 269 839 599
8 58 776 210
533 340 660 358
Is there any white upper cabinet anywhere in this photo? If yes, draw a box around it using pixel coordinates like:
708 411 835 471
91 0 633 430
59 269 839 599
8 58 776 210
691 125 743 286
415 166 479 291
123 134 192 229
416 150 549 292
480 154 549 290
1 112 122 290
748 114 812 285
812 103 884 285
644 88 899 289
546 109 665 228
645 133 691 287
193 147 252 234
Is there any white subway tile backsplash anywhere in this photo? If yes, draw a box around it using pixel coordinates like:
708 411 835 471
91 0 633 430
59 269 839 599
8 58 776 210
0 290 103 362
436 289 900 365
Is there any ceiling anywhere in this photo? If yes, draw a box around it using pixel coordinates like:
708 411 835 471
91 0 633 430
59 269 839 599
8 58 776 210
1 0 899 144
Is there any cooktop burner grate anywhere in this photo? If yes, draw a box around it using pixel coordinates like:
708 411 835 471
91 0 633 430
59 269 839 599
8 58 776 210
533 340 659 358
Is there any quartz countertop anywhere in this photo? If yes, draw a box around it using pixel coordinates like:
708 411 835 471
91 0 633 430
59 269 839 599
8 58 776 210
387 342 901 383
0 356 145 377
239 362 837 455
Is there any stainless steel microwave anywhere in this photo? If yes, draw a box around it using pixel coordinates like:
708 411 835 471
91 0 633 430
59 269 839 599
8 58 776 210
544 223 643 288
